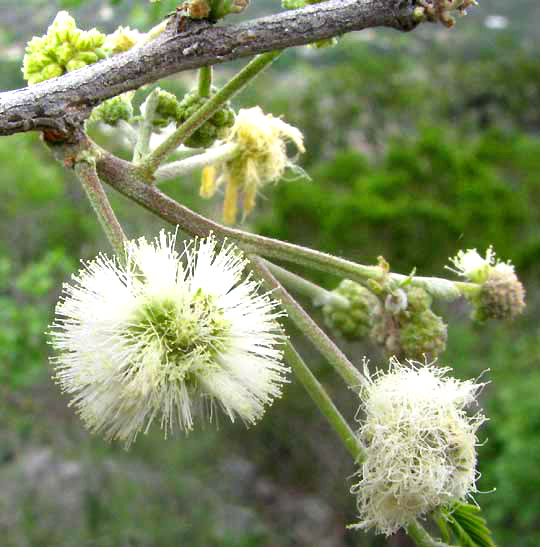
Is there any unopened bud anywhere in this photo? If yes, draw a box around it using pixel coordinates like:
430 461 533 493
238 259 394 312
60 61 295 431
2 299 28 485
473 269 526 321
323 280 381 340
371 287 447 360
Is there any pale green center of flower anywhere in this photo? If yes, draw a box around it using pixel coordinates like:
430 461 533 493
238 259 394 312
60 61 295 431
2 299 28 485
127 289 230 383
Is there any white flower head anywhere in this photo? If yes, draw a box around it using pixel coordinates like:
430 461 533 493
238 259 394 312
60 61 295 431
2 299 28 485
448 246 514 284
351 358 485 536
49 230 288 447
202 106 305 224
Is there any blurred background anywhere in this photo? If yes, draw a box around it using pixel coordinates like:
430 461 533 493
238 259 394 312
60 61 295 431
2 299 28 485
0 0 539 545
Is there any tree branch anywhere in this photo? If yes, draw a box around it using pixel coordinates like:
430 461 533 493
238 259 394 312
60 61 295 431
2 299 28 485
0 0 417 138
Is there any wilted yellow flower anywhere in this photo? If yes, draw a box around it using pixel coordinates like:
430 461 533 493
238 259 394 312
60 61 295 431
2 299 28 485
201 106 305 224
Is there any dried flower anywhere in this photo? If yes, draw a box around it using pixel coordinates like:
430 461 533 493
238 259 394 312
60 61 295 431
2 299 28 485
50 231 288 447
201 106 305 224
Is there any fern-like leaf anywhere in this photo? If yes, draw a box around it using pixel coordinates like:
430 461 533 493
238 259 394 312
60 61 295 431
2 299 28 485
436 502 497 547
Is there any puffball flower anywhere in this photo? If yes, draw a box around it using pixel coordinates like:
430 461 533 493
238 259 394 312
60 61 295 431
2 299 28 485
350 359 485 536
49 231 288 447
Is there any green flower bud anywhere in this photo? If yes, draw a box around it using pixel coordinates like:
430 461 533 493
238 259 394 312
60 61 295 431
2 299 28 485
472 270 526 322
40 63 64 81
323 280 381 341
399 308 447 360
176 89 236 148
155 90 182 121
406 286 432 312
371 287 447 360
22 11 107 85
104 26 142 54
66 59 87 72
89 93 135 126
73 51 99 64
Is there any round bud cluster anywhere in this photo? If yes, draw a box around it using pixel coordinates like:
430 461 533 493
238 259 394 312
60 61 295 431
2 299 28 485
88 93 135 126
350 359 484 536
474 269 526 321
371 287 447 361
322 280 380 340
151 90 184 128
22 11 107 85
176 90 236 148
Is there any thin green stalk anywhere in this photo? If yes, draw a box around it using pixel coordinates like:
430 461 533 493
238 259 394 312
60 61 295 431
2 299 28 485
249 255 366 390
74 161 127 257
263 259 349 308
284 341 365 462
198 66 213 98
154 142 239 183
133 88 160 163
406 520 456 547
138 50 282 176
91 141 479 302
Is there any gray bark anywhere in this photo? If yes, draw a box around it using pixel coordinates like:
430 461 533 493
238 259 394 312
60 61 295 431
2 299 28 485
0 0 417 139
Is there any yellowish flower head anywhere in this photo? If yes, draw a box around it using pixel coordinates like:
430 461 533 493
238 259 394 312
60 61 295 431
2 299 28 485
201 106 305 224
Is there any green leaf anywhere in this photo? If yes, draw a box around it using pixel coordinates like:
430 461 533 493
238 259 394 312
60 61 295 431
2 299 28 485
437 502 497 547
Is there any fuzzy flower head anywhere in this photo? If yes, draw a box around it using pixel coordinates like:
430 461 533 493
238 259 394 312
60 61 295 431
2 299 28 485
201 106 305 225
448 247 525 320
49 231 288 448
448 246 512 284
351 359 485 536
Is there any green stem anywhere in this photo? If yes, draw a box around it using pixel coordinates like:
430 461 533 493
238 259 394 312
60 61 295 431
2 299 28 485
154 142 239 183
284 341 365 462
263 259 349 308
406 520 455 547
138 50 282 176
74 161 127 257
249 255 366 390
91 141 479 302
133 88 160 164
198 66 213 98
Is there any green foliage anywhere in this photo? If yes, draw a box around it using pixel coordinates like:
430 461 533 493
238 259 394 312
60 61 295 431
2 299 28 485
0 250 74 388
437 502 496 547
256 128 540 280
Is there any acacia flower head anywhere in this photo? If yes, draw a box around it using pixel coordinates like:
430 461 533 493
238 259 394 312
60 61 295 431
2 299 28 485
49 231 288 447
350 359 485 536
200 106 305 224
448 247 525 320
